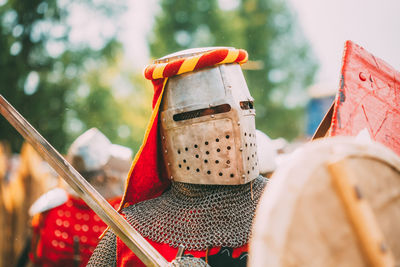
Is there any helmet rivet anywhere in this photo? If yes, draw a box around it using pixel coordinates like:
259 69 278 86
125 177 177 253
239 147 243 151
167 162 171 166
162 136 165 140
242 175 245 178
211 115 215 118
165 150 168 153
237 122 241 126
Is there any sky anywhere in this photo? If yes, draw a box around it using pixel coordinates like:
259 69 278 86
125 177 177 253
288 0 400 86
118 0 158 70
119 0 400 90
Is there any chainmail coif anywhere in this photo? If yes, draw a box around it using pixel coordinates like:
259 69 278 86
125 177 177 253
122 175 267 251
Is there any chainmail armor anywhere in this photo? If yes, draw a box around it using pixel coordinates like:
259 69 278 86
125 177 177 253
86 230 116 267
169 256 211 267
87 230 211 266
122 176 267 251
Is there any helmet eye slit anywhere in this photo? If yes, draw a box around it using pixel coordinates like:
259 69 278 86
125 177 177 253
239 101 254 110
173 104 231 122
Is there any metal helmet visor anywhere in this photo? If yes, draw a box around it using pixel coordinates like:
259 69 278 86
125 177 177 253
159 60 259 185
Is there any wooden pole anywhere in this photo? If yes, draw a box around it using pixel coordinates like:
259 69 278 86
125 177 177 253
328 159 395 267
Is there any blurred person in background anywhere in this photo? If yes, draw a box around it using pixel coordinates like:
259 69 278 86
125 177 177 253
256 129 292 178
255 130 278 178
27 128 132 267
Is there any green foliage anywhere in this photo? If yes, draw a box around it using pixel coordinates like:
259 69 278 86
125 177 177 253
0 0 64 151
0 0 124 153
67 53 153 153
0 0 318 157
149 0 318 140
114 74 153 152
238 0 318 139
149 0 237 57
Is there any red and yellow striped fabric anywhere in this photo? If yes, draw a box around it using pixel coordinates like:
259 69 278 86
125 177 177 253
144 48 248 80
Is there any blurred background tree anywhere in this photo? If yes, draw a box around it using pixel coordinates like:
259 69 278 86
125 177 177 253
69 53 153 151
0 0 318 155
150 0 237 57
149 0 318 140
0 0 129 153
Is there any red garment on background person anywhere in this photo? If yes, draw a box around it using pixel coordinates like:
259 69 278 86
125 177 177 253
29 194 121 267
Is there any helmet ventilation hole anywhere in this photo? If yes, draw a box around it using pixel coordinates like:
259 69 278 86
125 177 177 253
170 130 239 181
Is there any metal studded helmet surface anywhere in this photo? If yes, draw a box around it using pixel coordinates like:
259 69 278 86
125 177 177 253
158 47 259 185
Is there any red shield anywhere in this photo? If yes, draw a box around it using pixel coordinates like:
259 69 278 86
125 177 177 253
328 40 400 156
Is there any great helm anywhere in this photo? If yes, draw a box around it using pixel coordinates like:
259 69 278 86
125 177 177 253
158 47 259 185
66 128 132 198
